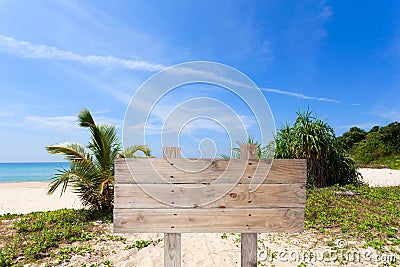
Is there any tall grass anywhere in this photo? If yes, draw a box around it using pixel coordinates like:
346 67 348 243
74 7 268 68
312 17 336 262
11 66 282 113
274 109 361 187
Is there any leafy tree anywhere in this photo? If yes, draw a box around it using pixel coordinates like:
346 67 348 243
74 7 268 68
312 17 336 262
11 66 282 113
369 125 380 133
339 121 400 168
353 132 390 163
46 109 152 211
337 127 367 151
274 110 361 187
378 122 400 148
352 122 400 165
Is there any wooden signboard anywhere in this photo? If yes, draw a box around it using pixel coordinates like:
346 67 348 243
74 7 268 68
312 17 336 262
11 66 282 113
114 145 306 266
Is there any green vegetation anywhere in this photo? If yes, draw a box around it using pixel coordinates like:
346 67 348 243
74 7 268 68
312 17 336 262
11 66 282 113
124 239 162 250
221 110 361 187
338 122 400 169
0 209 111 266
306 185 400 252
1 185 399 265
46 108 152 211
275 110 361 187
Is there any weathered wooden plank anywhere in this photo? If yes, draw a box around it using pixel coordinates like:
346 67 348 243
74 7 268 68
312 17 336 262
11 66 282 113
240 144 258 267
163 147 181 159
241 233 257 267
114 183 306 209
113 208 304 233
115 158 306 184
165 233 180 267
240 144 258 159
162 147 181 267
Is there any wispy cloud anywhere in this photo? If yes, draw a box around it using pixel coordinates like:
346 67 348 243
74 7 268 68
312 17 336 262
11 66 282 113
261 87 341 103
0 111 14 117
318 5 333 20
93 109 111 114
25 115 78 129
0 35 165 71
0 35 344 105
162 66 343 104
376 110 400 121
25 115 122 129
365 106 400 121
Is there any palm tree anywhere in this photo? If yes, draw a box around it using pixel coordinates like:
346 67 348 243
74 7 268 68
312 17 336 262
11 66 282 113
46 109 152 210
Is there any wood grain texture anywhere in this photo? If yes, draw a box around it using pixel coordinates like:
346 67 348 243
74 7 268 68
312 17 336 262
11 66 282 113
114 158 306 184
162 147 181 267
164 233 181 267
113 208 304 233
114 147 306 234
240 144 258 267
241 233 257 267
163 147 181 159
240 144 258 159
114 183 306 209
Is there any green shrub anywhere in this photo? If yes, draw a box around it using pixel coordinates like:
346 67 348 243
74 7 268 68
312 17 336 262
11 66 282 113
275 109 361 187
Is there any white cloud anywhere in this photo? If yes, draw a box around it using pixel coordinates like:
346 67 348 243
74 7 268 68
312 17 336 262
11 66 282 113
377 110 400 121
163 66 343 104
0 35 344 105
93 109 111 114
319 6 333 20
25 115 78 129
261 87 341 103
0 35 165 71
366 106 400 121
0 111 14 117
25 115 122 129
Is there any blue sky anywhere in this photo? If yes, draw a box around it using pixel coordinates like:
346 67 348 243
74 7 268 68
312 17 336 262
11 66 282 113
0 0 399 162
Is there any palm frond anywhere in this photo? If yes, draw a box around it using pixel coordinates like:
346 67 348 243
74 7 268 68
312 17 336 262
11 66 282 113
78 108 96 127
47 167 74 196
46 142 92 162
118 145 152 158
88 125 120 172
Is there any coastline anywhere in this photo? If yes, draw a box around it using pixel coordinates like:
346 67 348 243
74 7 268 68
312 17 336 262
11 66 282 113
0 168 399 215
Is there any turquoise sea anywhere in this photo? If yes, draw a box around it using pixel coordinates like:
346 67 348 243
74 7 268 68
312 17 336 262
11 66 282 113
0 162 70 183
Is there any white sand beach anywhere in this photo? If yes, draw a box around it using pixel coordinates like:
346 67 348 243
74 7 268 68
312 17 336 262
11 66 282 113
0 169 399 266
0 168 400 215
0 182 82 215
0 168 399 215
358 168 400 186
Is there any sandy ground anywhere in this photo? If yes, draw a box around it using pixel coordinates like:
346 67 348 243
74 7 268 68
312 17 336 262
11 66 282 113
20 226 397 267
0 182 82 215
359 168 400 186
1 168 399 266
0 168 398 215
